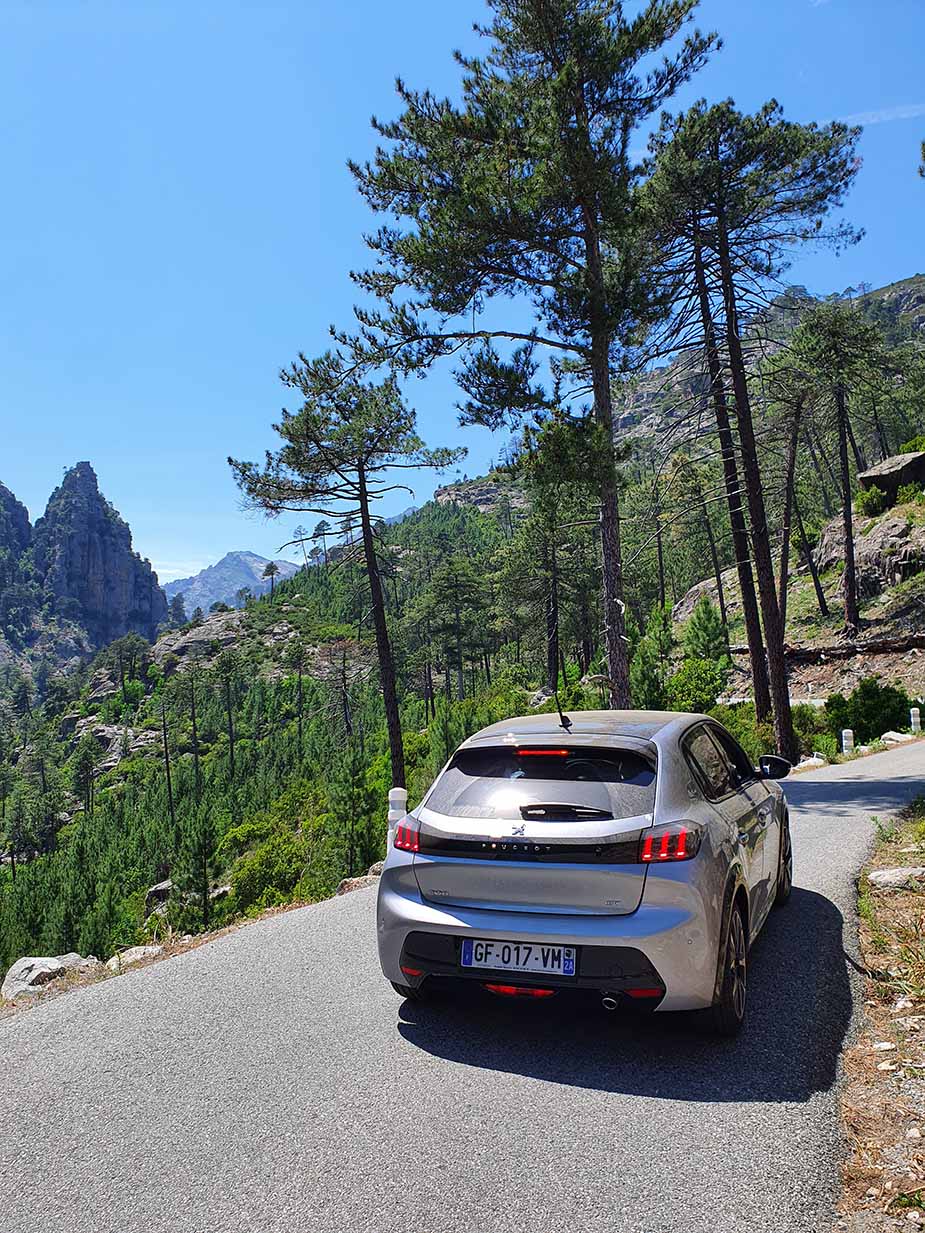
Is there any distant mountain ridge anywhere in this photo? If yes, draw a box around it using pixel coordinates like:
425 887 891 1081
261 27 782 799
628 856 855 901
165 551 300 613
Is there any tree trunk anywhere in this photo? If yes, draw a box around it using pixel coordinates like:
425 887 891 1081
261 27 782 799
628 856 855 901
803 430 835 518
692 228 771 718
700 498 728 635
357 466 405 788
161 703 176 839
793 497 830 618
715 210 796 760
224 676 235 782
546 540 560 693
846 414 866 473
871 401 891 461
835 385 860 632
778 397 805 632
655 517 666 609
190 676 201 798
296 662 303 755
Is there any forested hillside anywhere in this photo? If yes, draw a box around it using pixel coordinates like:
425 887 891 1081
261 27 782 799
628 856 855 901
3 0 925 978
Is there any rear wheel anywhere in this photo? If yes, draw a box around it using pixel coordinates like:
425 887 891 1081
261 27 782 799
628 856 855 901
774 818 793 907
709 903 747 1037
390 981 430 1003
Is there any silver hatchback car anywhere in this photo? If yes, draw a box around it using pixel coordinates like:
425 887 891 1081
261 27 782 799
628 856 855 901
376 710 792 1035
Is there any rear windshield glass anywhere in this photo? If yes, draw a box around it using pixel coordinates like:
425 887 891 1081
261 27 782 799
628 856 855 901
424 746 656 821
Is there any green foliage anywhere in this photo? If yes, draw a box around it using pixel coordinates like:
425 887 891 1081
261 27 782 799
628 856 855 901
897 483 924 505
900 434 925 453
855 485 888 517
825 677 913 744
630 604 673 709
683 597 728 663
666 659 727 714
230 831 307 914
709 704 775 763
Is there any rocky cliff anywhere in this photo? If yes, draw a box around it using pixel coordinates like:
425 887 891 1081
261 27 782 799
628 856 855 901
0 481 31 556
30 463 167 647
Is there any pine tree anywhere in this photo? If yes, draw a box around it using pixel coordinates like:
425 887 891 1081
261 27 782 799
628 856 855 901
347 0 716 707
261 561 280 595
168 593 187 627
231 359 462 789
683 596 728 663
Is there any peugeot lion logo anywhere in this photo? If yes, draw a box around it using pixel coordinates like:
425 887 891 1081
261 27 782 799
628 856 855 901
512 823 526 836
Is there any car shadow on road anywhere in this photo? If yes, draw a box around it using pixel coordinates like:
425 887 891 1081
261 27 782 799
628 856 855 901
783 772 925 818
396 888 853 1103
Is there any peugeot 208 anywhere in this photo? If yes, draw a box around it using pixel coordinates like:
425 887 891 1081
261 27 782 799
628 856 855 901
376 710 791 1035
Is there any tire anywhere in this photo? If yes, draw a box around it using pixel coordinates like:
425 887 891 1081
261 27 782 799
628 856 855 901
709 903 747 1037
774 818 793 907
390 981 429 1003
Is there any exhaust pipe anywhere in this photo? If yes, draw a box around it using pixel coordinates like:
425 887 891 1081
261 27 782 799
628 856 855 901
601 995 619 1012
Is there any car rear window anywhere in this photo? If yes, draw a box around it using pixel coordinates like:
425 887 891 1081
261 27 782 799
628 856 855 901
423 746 656 821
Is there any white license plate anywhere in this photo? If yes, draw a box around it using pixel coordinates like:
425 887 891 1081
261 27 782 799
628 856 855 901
460 938 576 976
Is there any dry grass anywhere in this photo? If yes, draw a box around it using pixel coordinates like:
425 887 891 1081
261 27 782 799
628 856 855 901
841 800 925 1229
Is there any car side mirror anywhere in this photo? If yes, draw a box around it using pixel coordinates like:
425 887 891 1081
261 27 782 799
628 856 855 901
759 754 791 780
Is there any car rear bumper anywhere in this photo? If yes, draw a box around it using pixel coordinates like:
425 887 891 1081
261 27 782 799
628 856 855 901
376 865 717 1011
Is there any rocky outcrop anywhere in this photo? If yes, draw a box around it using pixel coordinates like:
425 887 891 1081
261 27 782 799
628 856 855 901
106 945 163 973
815 514 925 599
434 475 527 515
858 452 925 500
0 480 31 556
151 608 246 667
30 462 167 648
1 953 101 1000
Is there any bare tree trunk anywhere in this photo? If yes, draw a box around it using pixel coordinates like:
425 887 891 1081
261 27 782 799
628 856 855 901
871 401 891 461
715 209 796 760
835 386 860 632
357 465 405 788
793 497 830 618
546 540 560 693
655 517 666 609
846 414 866 473
803 430 835 517
161 703 176 839
692 228 771 719
778 397 805 632
190 674 201 798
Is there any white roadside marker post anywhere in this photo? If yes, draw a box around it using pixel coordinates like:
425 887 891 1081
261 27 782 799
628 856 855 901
912 708 921 735
842 728 855 755
387 787 408 850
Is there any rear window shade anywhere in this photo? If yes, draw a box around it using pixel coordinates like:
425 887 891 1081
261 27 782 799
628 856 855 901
423 746 656 821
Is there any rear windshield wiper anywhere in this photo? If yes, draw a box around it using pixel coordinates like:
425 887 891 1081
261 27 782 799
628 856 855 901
519 804 614 821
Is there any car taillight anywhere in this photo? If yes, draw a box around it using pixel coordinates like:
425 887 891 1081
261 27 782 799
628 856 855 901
394 815 421 853
483 984 557 998
639 822 702 863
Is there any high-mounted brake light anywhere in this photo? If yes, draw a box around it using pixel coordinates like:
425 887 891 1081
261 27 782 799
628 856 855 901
639 822 701 863
394 815 421 853
516 748 570 757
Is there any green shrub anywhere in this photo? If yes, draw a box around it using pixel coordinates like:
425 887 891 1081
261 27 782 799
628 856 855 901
791 702 831 756
230 831 306 912
897 482 924 505
825 677 912 744
708 703 775 762
666 658 728 713
900 434 925 454
855 485 888 517
683 597 728 663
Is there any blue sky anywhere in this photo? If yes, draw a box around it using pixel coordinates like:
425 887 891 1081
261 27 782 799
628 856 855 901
1 0 922 581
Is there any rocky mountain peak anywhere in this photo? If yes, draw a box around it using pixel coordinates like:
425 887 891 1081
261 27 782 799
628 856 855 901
0 480 31 556
30 462 167 647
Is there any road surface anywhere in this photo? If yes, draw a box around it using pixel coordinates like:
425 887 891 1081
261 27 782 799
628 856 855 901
3 743 925 1233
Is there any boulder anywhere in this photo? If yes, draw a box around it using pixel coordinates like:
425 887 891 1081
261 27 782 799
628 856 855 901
869 867 925 891
336 875 378 896
1 953 100 1000
857 451 925 500
144 878 173 915
881 730 915 744
368 861 385 878
106 945 163 973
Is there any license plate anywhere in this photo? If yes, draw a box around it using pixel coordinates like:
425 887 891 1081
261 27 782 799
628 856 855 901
460 938 576 977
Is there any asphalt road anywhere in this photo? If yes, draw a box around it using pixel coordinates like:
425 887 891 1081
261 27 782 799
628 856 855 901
3 743 925 1233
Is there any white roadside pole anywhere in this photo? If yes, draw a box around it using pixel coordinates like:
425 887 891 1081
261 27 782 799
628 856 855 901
387 787 408 850
912 708 922 735
842 729 855 755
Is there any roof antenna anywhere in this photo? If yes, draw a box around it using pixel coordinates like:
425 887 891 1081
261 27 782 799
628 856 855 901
554 690 573 732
